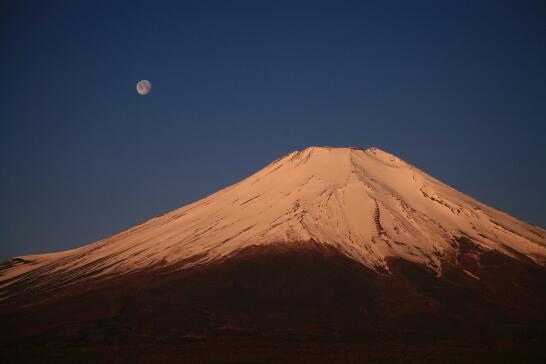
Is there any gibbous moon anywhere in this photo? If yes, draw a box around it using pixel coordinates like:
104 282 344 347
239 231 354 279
136 80 151 96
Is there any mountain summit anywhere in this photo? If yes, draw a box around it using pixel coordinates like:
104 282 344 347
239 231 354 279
1 147 546 359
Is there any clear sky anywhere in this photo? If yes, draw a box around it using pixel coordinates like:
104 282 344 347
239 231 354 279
1 1 545 259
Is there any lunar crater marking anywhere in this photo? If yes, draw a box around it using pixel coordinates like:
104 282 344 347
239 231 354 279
136 80 151 95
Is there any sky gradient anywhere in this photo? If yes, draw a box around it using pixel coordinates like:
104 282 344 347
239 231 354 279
1 0 545 259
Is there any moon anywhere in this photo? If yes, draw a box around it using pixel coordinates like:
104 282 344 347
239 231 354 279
136 80 151 96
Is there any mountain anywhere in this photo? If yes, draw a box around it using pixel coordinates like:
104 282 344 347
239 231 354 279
1 146 546 363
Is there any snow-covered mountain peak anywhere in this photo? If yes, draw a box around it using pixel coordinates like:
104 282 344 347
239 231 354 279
364 147 408 167
1 147 545 297
268 146 407 174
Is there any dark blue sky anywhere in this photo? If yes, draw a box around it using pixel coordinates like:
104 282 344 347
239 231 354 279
1 1 545 259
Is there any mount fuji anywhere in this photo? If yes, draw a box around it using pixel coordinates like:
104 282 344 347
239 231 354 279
1 146 545 362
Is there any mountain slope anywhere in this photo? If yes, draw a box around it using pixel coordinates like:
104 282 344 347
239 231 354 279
1 146 545 300
2 146 546 363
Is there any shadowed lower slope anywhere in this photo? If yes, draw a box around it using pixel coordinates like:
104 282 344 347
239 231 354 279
1 239 545 351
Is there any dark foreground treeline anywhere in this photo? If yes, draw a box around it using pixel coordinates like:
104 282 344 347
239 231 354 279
2 339 546 364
